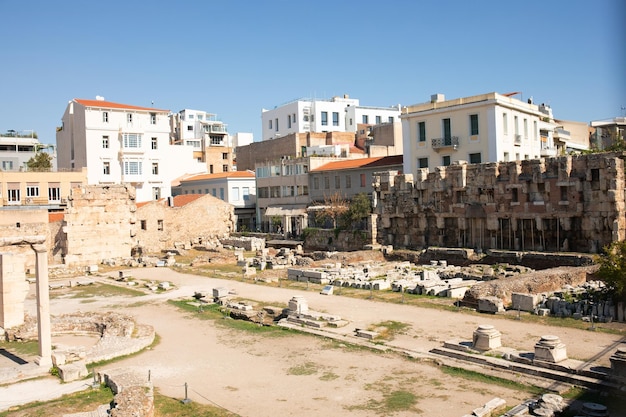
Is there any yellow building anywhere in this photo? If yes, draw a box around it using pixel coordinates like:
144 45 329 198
0 168 87 208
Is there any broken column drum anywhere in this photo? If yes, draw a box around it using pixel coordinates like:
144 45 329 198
534 335 567 363
472 324 502 351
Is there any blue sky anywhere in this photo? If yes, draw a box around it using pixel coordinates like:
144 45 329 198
0 0 624 145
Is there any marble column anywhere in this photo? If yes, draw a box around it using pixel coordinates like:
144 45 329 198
33 244 52 368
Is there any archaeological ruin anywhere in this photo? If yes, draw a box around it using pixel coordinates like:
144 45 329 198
373 152 626 254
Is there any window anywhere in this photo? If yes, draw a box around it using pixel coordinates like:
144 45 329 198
470 114 479 135
502 113 508 135
48 186 60 201
418 121 426 142
293 113 296 125
219 188 224 200
151 137 158 150
26 185 39 197
321 111 328 126
332 112 339 126
275 118 278 131
152 163 159 175
349 118 353 126
127 113 133 123
514 116 519 135
187 125 193 131
591 168 600 182
257 187 268 198
512 188 519 203
469 152 482 164
345 175 351 188
209 165 214 174
269 119 273 129
503 152 510 161
222 152 228 160
418 157 429 169
362 115 369 124
231 187 240 201
222 164 228 172
212 188 217 196
103 162 110 175
210 136 222 145
102 112 109 123
270 186 280 197
102 136 109 148
560 186 568 202
157 220 163 231
188 114 194 119
388 116 394 123
534 121 538 141
360 173 366 187
123 161 142 175
324 177 330 189
2 161 13 170
8 189 20 202
523 119 528 139
442 155 451 166
313 177 319 190
442 118 451 140
150 113 156 125
335 176 340 189
122 133 142 148
375 116 381 124
287 115 292 128
243 187 250 201
141 220 147 230
153 187 160 199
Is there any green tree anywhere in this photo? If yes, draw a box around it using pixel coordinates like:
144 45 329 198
26 152 52 171
596 240 626 302
340 192 372 229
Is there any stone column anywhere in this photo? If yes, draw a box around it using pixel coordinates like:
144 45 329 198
0 253 29 329
33 244 52 368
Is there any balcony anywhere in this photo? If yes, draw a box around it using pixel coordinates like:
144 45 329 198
514 135 522 145
540 147 558 157
431 136 459 150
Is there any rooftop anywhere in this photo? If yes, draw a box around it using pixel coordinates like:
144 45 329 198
181 170 255 183
311 155 403 172
74 98 169 113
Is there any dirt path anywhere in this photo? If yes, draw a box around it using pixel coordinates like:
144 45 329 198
16 267 626 416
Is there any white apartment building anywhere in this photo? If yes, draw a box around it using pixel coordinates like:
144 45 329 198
261 95 400 141
170 109 230 148
56 98 206 202
400 92 560 178
0 134 42 171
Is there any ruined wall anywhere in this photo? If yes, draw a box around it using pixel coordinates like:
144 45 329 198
135 194 235 253
374 153 626 254
0 208 49 269
62 185 136 266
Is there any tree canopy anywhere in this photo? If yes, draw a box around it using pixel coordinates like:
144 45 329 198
26 152 52 171
596 240 626 302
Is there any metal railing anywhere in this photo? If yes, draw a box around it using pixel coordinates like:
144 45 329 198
431 136 459 149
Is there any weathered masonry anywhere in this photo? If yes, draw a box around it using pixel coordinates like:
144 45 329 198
373 152 626 253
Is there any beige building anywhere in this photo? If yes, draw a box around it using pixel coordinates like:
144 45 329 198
0 169 87 208
135 194 235 254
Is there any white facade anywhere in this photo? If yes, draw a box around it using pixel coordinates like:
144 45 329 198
261 95 400 141
171 109 230 148
401 92 558 178
56 98 206 202
0 135 45 171
177 171 256 209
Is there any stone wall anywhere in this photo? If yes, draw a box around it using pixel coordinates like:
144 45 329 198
61 185 136 266
374 153 626 254
135 194 234 254
303 228 371 251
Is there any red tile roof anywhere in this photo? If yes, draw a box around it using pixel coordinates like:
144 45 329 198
311 155 403 172
74 99 169 113
171 194 204 207
182 170 255 183
48 212 64 223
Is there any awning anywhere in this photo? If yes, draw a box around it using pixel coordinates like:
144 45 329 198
264 206 307 217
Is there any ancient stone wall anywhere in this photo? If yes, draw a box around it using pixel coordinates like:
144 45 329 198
135 194 234 254
374 153 626 254
61 185 136 266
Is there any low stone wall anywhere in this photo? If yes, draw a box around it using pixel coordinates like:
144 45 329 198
220 236 265 251
303 228 371 251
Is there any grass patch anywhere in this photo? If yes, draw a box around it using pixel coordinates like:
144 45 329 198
0 340 40 357
347 389 420 414
287 362 319 376
52 283 145 299
319 371 339 381
0 385 114 417
153 390 240 417
168 299 290 337
369 320 411 340
440 365 543 395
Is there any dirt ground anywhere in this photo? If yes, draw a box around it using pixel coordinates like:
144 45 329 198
10 251 626 416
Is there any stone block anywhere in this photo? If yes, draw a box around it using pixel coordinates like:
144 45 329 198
610 347 626 379
472 324 502 351
52 352 66 366
477 297 504 314
58 361 88 382
511 293 539 312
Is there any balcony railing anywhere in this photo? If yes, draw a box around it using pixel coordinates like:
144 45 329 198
514 134 522 145
431 136 459 150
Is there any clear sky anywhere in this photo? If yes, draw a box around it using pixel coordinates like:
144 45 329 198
0 0 624 145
